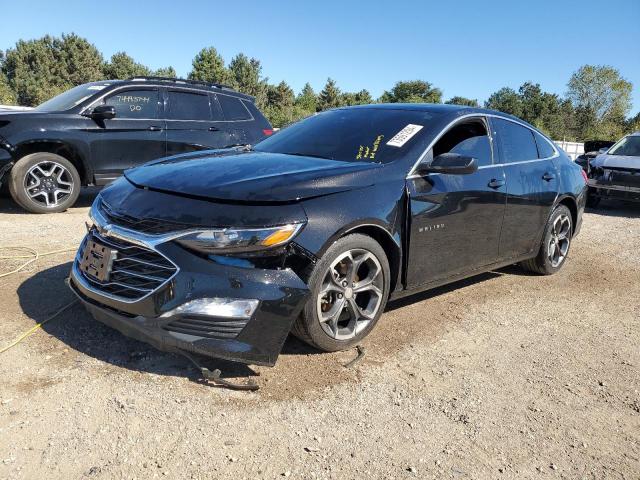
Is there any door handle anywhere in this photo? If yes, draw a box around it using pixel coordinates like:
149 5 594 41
488 178 505 189
208 126 220 132
542 172 555 182
148 125 162 132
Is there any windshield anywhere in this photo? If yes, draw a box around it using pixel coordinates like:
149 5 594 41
253 108 438 163
33 83 111 112
608 135 640 157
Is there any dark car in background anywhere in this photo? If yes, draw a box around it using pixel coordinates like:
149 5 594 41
0 76 272 213
586 131 640 207
575 140 616 171
68 104 587 367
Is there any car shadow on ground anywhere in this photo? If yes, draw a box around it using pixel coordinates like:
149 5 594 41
17 259 532 385
17 261 262 384
0 186 101 214
385 271 503 311
586 199 640 219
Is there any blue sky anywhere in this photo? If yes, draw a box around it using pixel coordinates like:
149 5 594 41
1 0 639 114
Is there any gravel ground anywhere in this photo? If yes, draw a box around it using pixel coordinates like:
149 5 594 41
0 191 639 480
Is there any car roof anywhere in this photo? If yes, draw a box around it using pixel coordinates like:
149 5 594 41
83 79 254 102
334 103 537 129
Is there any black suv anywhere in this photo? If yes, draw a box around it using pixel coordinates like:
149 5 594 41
0 76 272 213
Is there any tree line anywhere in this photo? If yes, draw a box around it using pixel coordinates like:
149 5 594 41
1 33 638 141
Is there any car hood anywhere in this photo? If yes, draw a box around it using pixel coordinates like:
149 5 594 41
0 110 46 120
124 149 383 203
592 154 640 171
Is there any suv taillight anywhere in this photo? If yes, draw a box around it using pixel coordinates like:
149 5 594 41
262 129 274 136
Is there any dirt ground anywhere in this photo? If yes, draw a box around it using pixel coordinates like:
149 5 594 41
0 190 638 480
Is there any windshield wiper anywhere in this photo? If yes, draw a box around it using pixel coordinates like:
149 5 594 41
281 152 333 160
222 143 252 151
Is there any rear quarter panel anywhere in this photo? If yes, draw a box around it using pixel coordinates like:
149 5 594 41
554 152 588 234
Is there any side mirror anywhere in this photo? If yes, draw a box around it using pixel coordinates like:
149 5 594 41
90 105 116 120
597 147 609 154
420 153 478 175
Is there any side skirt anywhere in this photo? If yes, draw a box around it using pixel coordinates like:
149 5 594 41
389 252 535 302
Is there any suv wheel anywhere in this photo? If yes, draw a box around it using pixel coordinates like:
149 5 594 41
520 204 573 275
292 234 390 352
9 152 81 213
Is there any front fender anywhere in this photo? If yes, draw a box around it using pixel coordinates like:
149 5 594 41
296 183 405 258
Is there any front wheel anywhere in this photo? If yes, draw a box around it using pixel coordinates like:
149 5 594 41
8 152 81 213
520 204 573 275
292 234 391 352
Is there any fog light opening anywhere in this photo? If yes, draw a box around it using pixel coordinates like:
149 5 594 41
161 298 259 319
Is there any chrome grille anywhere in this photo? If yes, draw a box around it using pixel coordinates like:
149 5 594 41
163 316 249 340
77 231 177 301
99 199 199 235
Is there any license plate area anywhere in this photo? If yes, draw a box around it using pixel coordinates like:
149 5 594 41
79 238 117 282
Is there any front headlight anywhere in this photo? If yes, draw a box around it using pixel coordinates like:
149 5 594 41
175 223 304 254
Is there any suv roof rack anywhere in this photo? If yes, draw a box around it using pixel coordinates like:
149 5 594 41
127 76 235 91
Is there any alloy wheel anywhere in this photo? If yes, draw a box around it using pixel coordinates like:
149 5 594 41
548 213 571 268
23 161 74 208
316 248 385 340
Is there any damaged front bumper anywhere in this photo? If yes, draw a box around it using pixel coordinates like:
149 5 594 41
588 169 640 202
68 211 311 366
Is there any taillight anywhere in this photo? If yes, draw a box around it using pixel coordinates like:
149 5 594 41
581 169 588 184
262 129 274 136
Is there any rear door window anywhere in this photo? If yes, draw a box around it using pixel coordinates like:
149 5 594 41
493 118 538 163
209 94 225 121
218 94 252 121
166 91 211 120
104 89 159 119
534 131 556 159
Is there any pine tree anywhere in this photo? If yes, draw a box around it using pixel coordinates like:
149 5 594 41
379 80 442 104
0 71 16 104
3 34 104 106
318 78 341 111
228 53 268 106
445 96 479 107
188 47 231 85
295 82 317 112
153 66 177 78
55 33 104 86
104 52 150 80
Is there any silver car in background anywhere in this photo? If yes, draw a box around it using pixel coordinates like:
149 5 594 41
587 131 640 207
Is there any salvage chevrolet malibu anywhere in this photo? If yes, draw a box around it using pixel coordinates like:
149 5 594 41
68 104 588 366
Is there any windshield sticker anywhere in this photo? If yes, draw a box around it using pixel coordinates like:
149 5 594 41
87 85 107 90
356 134 384 160
387 124 423 148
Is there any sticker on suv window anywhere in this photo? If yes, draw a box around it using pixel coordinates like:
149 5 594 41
387 124 423 147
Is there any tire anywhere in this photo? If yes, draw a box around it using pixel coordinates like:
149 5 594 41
8 152 81 213
520 204 573 275
292 234 391 352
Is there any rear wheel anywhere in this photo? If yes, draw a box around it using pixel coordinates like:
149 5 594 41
8 152 80 213
292 234 390 352
520 204 573 275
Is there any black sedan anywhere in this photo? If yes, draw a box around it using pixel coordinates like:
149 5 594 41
68 104 588 366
